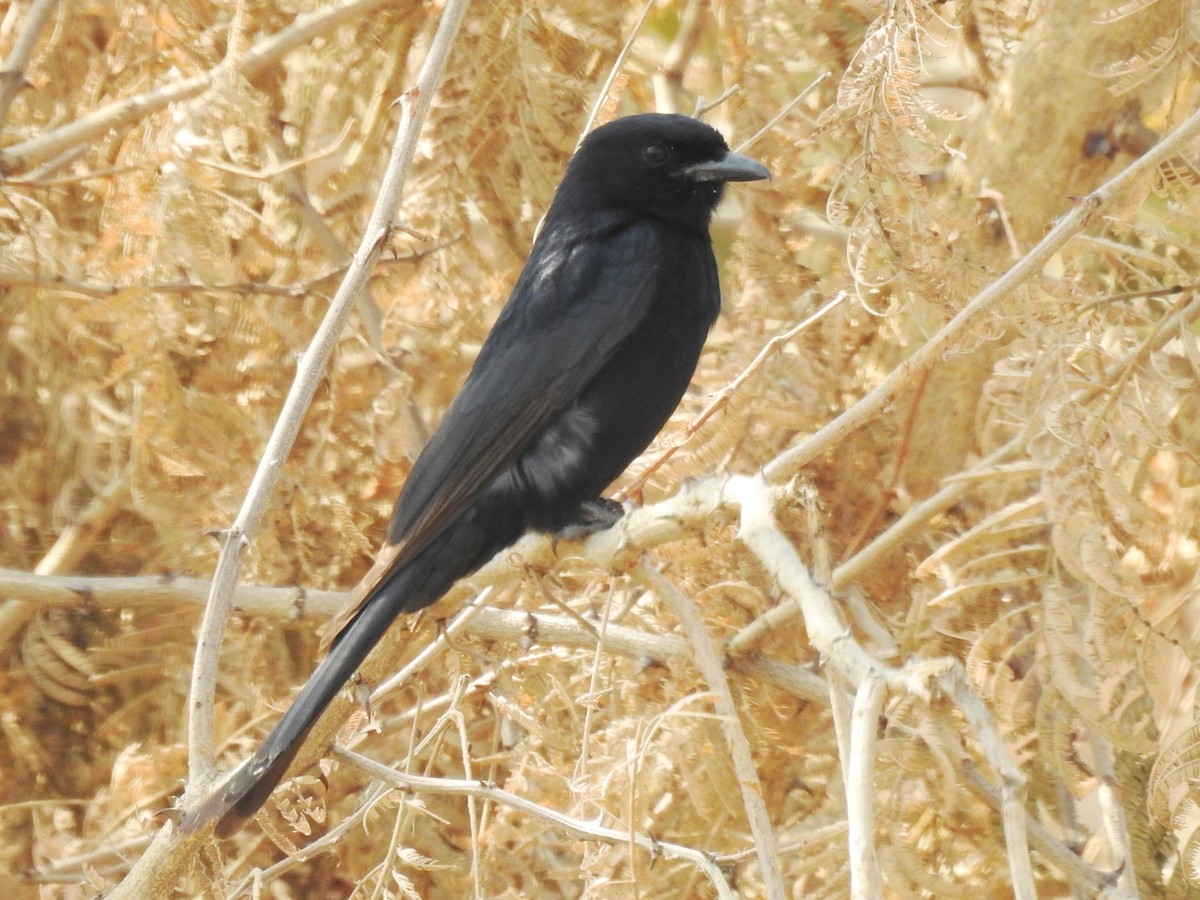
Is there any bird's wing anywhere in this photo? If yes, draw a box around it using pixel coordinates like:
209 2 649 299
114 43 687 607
323 219 672 645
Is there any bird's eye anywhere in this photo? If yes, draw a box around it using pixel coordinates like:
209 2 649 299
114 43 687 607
642 143 670 166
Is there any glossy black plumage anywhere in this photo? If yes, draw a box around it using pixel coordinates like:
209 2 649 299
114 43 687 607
181 113 768 838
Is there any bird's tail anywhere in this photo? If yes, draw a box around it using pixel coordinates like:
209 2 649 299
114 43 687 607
180 502 519 838
178 566 430 837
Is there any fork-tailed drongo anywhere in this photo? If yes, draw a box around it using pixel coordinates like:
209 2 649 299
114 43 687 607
182 112 769 837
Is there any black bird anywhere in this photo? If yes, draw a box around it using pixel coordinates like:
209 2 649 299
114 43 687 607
182 113 769 837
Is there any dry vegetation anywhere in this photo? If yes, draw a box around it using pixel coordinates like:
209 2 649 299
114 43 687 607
2 0 1200 897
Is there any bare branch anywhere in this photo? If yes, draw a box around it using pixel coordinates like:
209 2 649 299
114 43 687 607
764 103 1200 483
639 561 785 900
184 0 472 780
334 747 741 900
0 0 389 175
0 0 58 130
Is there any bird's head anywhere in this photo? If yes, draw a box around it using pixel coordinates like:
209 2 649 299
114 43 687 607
559 113 770 231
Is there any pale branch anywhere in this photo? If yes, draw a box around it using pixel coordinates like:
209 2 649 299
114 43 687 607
937 669 1035 900
0 537 828 707
846 671 884 899
333 746 740 900
0 238 460 299
0 472 130 648
826 667 854 802
715 818 849 865
639 561 786 900
185 0 471 780
102 4 472 897
0 568 342 620
762 102 1200 485
726 472 1039 896
728 474 880 685
0 462 736 629
959 763 1126 898
0 0 58 131
0 563 829 703
0 0 391 175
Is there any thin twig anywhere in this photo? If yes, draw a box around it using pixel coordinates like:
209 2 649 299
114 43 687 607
762 102 1200 484
733 72 830 154
639 561 786 900
572 580 619 821
621 292 846 499
715 819 849 864
578 0 657 142
693 85 742 119
334 746 741 900
370 587 493 702
0 0 390 175
0 237 460 299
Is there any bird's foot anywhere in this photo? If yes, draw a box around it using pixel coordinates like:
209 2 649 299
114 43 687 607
554 497 625 544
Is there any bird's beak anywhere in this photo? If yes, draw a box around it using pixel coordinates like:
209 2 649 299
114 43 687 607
683 151 771 183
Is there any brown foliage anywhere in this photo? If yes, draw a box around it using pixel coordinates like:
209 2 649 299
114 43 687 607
2 0 1200 896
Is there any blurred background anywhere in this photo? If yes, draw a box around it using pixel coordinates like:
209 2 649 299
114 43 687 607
2 0 1199 896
